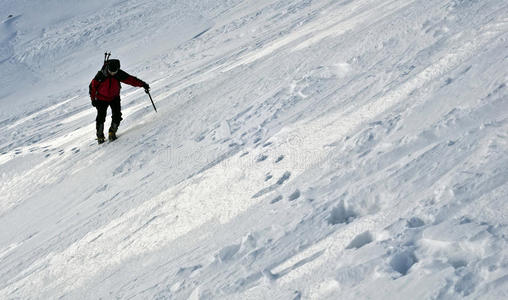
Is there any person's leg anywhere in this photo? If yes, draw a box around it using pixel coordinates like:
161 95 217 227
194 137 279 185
109 97 123 140
95 101 108 142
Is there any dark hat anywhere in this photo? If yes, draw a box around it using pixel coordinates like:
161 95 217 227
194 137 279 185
107 59 120 73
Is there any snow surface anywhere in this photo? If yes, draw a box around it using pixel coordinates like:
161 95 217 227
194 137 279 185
0 0 507 299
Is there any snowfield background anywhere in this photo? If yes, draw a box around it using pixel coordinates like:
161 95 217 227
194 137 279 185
0 0 507 299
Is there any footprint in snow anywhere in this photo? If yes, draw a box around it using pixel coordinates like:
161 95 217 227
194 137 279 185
270 250 325 279
252 171 291 198
216 243 241 262
406 217 425 228
454 272 477 296
276 171 291 185
176 265 202 278
256 154 268 162
443 77 453 86
96 184 108 192
328 201 356 225
288 189 300 201
346 231 373 249
271 195 283 204
390 250 417 277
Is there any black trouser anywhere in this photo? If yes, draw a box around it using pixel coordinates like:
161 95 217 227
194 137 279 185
95 97 123 135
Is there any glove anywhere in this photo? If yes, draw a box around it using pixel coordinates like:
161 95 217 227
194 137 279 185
91 98 97 107
143 82 150 93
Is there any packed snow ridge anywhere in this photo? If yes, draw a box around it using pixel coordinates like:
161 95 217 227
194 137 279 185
0 0 507 299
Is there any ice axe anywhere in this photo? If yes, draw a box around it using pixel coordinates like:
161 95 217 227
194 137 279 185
145 89 157 112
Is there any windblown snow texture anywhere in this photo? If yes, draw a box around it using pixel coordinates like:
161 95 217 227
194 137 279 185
0 0 507 299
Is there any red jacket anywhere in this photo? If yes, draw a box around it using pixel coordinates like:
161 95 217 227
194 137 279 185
89 68 145 102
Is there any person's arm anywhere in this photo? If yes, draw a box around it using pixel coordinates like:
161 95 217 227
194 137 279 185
89 79 98 98
117 70 148 89
89 71 107 106
89 74 101 106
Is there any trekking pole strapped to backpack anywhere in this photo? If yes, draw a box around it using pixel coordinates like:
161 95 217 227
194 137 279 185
104 52 111 64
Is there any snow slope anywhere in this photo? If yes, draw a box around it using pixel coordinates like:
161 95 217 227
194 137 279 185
0 0 507 299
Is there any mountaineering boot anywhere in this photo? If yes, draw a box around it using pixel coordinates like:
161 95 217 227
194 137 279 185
108 131 116 141
108 122 119 141
97 135 106 144
97 123 105 144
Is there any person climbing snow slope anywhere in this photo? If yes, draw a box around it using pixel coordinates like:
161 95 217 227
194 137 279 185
89 58 149 144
